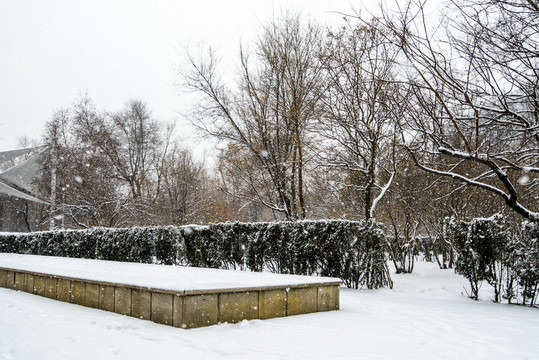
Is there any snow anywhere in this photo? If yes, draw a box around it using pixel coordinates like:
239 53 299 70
1 260 537 360
0 182 48 204
0 147 48 204
519 174 530 185
0 147 44 166
0 149 44 194
0 254 341 291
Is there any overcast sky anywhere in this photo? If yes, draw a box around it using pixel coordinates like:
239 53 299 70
0 0 370 153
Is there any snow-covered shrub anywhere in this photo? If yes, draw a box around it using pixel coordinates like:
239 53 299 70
244 223 275 272
97 228 130 262
284 222 319 276
181 225 218 268
387 234 417 274
506 222 539 306
415 233 454 270
469 215 508 302
447 215 509 301
152 226 181 265
312 221 354 280
0 220 394 288
209 222 249 270
446 215 538 305
127 227 155 264
445 217 481 299
257 221 289 273
43 231 66 257
0 233 17 253
354 221 393 289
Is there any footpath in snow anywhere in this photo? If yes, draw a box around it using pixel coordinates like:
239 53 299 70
0 260 538 360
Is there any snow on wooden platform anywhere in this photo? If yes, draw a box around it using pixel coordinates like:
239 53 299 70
0 253 341 328
0 253 340 292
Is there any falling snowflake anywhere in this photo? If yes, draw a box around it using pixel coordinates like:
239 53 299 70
518 174 529 185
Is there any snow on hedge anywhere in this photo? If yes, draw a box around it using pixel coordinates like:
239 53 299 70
445 215 538 305
0 220 393 289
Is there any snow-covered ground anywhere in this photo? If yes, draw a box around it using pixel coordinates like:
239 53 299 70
1 261 537 360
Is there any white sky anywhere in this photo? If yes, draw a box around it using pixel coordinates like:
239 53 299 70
0 0 368 153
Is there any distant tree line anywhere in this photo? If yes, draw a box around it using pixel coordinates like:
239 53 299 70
37 97 236 229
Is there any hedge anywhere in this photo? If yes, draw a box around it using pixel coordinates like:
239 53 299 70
0 220 393 289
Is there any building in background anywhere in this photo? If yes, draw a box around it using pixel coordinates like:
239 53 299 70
0 147 48 232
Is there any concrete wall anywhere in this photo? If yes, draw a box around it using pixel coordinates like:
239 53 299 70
0 267 340 329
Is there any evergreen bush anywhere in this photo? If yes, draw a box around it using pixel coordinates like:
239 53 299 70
0 220 393 289
445 215 538 306
446 215 507 300
509 222 539 305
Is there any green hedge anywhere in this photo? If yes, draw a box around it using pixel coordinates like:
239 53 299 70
0 220 392 289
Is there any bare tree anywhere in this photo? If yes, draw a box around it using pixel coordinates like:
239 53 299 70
182 13 324 220
318 19 404 221
380 0 538 221
156 144 209 225
100 99 165 202
39 97 184 228
40 99 124 228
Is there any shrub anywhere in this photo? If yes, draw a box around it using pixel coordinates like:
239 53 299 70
0 220 393 289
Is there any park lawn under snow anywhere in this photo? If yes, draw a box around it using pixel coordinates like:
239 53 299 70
1 260 538 360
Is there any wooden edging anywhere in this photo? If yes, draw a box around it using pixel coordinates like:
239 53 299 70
0 267 340 329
